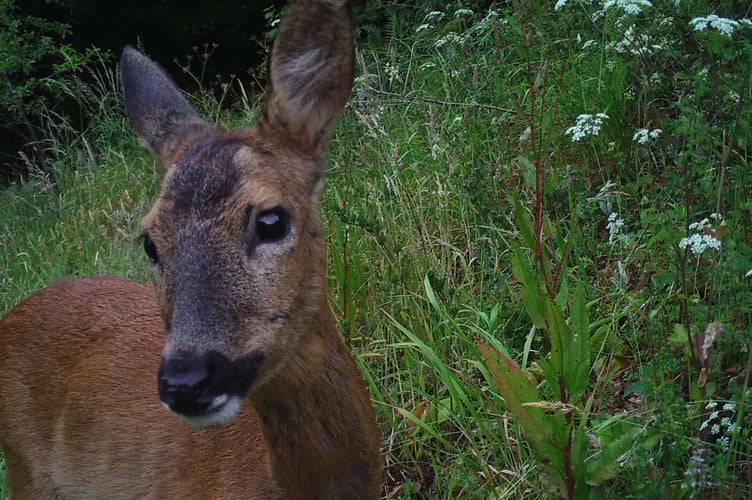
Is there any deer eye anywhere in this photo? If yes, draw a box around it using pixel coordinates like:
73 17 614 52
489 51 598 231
256 207 290 243
141 233 160 266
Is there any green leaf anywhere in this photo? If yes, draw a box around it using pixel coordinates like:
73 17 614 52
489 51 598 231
511 245 546 329
585 425 639 486
566 281 590 399
510 194 537 251
544 295 567 384
477 340 563 463
669 323 688 344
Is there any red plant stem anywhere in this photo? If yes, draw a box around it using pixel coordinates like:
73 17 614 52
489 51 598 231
560 379 575 499
564 419 575 499
527 62 553 299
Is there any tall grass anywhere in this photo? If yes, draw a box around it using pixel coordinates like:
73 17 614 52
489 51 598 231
2 1 752 498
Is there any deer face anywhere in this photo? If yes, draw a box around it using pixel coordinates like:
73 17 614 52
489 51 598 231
138 132 326 427
120 0 353 429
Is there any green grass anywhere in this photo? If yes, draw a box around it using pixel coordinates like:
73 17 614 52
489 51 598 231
2 1 752 498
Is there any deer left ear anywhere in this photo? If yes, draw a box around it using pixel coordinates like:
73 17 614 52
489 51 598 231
120 46 213 170
259 0 354 160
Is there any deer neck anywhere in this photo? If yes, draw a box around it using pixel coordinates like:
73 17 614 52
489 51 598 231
251 313 380 498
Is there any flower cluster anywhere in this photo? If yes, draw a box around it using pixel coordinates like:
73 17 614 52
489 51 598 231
679 214 723 256
610 25 663 56
690 15 750 37
384 62 400 85
555 0 652 14
607 212 625 244
699 401 739 451
601 0 653 16
632 128 662 145
565 113 609 142
680 234 721 255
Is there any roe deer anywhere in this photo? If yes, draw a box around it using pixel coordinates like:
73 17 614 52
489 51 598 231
0 0 382 497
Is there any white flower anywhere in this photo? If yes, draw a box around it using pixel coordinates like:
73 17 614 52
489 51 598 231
607 212 625 244
679 233 722 255
384 62 400 84
746 269 752 279
633 128 663 145
415 23 431 33
689 218 710 231
611 25 663 56
582 39 597 50
602 0 653 15
554 0 569 10
425 11 445 22
690 15 741 37
435 32 466 49
565 113 609 142
719 435 730 450
454 9 473 17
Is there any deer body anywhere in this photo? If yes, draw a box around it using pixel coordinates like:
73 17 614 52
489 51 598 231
0 0 381 498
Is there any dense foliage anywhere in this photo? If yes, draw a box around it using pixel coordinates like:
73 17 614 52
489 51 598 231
1 0 751 498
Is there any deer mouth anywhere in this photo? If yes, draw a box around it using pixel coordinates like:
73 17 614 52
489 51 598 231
157 350 265 428
175 394 245 428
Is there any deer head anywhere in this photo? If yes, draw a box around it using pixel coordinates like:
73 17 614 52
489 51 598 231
120 0 354 428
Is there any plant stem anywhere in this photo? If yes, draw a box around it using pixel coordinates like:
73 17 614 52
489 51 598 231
680 158 697 367
561 378 575 500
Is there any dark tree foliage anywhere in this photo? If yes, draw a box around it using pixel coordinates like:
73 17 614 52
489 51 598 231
0 0 98 186
352 0 500 45
18 0 287 87
1 0 499 183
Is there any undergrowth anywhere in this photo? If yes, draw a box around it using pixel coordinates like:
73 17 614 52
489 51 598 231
1 1 751 498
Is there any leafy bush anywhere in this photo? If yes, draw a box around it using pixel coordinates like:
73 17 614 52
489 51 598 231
0 0 100 184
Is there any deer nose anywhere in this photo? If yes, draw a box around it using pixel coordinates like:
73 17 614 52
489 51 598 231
157 353 215 416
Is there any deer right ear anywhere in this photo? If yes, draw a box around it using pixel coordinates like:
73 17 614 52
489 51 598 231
120 46 212 170
260 0 354 161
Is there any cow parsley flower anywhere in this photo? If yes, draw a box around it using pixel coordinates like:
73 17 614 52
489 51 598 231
679 234 721 255
603 0 653 16
699 400 739 452
611 25 663 55
633 128 663 145
690 15 743 37
425 11 445 22
607 212 625 244
679 214 723 255
565 113 609 142
435 32 466 48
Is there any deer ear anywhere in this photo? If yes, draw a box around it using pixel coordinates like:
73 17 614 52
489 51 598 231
260 0 353 160
120 46 212 170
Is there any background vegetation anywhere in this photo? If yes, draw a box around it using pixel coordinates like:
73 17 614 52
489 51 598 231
1 0 751 498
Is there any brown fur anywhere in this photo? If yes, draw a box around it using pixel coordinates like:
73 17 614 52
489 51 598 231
0 0 382 498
